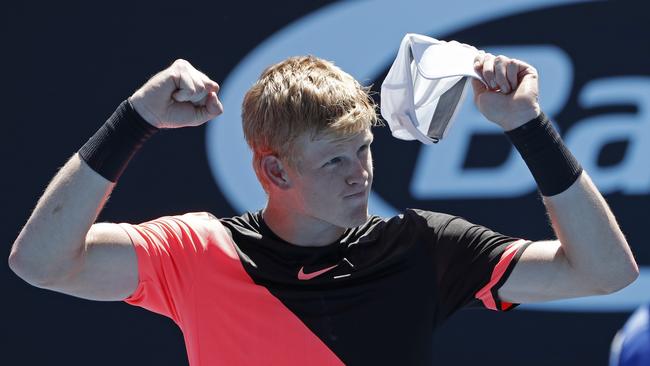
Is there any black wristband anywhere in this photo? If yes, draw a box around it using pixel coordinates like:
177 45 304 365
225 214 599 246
505 112 583 197
78 99 159 182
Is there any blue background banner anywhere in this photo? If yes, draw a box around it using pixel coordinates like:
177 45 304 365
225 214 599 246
3 1 649 365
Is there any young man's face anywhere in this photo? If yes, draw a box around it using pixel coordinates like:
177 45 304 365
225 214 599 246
285 128 374 229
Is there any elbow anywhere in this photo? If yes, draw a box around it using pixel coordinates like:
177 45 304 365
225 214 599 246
8 251 18 277
8 249 27 280
8 247 66 289
598 261 640 295
8 249 44 287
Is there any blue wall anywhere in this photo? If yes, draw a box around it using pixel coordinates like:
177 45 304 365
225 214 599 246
3 1 649 365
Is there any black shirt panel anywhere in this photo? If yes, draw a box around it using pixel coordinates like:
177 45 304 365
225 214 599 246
219 209 523 365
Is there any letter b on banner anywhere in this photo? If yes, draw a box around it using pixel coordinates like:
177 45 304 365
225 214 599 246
566 77 650 194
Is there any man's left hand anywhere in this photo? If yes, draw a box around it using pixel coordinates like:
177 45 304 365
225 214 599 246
472 53 541 130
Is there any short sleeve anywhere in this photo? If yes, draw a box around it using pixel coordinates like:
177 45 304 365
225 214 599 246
412 210 532 318
118 212 216 323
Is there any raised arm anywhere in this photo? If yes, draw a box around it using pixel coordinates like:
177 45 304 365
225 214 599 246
470 53 639 303
8 59 223 301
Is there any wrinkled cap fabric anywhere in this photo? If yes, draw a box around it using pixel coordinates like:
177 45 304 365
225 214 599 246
381 33 485 144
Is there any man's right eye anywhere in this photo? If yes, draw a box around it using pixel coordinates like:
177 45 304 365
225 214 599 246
324 157 342 166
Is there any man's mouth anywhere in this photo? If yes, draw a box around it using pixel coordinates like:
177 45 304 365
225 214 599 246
344 189 367 199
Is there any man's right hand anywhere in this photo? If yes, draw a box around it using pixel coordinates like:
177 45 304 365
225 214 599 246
9 59 224 301
129 59 224 129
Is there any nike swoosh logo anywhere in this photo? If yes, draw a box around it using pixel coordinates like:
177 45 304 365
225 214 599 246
297 264 339 280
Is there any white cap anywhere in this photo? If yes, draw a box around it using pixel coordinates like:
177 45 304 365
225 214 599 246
381 33 485 144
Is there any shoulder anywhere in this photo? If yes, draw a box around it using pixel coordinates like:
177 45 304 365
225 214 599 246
157 212 243 257
131 211 228 245
159 211 223 231
383 208 458 232
176 211 220 223
404 208 456 223
354 209 457 242
218 211 263 238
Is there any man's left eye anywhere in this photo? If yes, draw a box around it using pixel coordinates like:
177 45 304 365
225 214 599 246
325 157 342 166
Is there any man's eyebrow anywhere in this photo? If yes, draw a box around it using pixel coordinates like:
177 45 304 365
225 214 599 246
317 132 373 154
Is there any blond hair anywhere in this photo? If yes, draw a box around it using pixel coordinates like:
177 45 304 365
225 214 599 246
242 55 380 176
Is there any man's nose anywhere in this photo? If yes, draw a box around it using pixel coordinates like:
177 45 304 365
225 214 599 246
346 158 369 185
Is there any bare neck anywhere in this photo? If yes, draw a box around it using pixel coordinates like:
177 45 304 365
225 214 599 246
262 201 346 247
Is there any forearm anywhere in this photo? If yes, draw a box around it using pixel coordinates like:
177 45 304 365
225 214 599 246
9 154 114 286
471 53 638 300
542 172 639 292
9 61 222 299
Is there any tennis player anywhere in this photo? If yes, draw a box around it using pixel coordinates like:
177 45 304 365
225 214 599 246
9 54 639 365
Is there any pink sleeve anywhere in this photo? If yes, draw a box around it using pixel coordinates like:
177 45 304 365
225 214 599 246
118 212 215 323
474 239 532 311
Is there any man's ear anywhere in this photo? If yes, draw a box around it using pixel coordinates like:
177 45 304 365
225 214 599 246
260 155 292 190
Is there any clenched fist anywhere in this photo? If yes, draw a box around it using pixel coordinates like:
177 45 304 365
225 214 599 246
129 59 224 129
471 53 541 131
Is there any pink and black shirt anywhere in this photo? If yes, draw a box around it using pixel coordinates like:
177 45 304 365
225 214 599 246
119 209 531 365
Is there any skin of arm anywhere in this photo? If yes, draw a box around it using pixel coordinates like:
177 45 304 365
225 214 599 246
471 53 639 303
8 59 223 301
9 155 137 300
